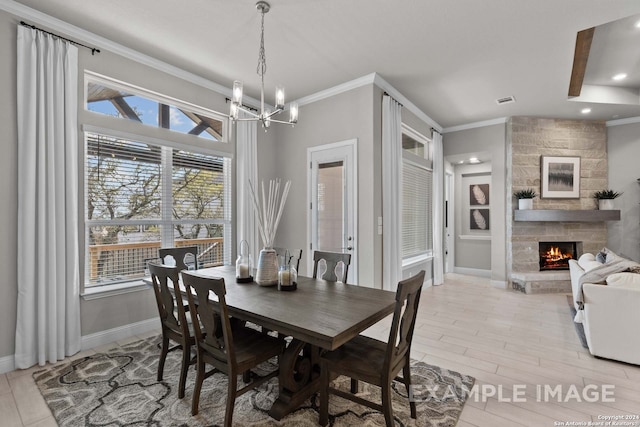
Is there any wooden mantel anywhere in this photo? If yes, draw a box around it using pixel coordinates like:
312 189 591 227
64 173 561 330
514 209 620 222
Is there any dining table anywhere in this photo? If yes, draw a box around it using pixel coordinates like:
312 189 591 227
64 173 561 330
190 265 397 420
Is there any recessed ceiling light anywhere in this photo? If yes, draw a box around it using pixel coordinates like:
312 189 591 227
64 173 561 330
469 157 480 164
458 160 464 164
612 73 627 81
635 20 640 28
581 108 591 114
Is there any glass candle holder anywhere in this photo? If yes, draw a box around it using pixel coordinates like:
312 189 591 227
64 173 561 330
236 240 253 283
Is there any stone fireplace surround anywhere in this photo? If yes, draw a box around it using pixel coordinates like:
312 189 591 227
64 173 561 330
508 117 608 294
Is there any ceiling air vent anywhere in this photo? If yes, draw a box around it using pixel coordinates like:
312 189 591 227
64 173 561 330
496 96 516 105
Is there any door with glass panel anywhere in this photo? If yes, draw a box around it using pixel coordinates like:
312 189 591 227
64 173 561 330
308 140 357 284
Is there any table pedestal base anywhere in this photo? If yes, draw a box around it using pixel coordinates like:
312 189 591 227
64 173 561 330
268 338 322 420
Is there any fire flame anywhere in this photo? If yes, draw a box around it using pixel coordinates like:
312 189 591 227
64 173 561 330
543 246 573 263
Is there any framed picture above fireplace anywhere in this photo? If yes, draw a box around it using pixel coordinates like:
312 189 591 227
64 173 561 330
541 156 580 199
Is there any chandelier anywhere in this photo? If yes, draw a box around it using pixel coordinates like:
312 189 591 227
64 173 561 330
229 1 298 129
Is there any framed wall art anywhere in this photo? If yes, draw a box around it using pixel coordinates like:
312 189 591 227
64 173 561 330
470 208 490 230
541 156 580 199
469 184 489 206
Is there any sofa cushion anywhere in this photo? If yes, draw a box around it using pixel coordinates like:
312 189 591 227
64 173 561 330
606 272 640 288
578 253 596 263
581 260 604 272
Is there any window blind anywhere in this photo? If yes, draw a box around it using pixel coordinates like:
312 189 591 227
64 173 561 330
402 161 433 258
85 132 229 286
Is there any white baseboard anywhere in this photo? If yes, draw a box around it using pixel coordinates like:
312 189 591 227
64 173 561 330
0 319 159 374
81 318 159 351
453 267 492 278
0 354 15 375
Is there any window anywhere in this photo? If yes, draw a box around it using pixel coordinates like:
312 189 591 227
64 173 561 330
85 133 231 286
401 125 433 260
83 74 232 288
86 73 226 142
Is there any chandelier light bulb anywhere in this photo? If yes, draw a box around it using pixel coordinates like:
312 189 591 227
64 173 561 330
289 102 299 124
275 86 285 110
232 80 243 105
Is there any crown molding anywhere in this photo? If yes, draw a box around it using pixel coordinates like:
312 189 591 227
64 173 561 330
0 0 264 109
372 73 442 132
606 116 640 127
443 117 508 134
295 73 377 107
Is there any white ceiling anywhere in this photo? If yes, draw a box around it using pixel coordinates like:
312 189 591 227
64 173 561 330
9 0 640 129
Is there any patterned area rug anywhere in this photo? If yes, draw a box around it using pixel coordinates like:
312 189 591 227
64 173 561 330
34 335 475 427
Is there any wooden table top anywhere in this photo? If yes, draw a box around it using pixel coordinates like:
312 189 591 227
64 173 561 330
194 266 397 351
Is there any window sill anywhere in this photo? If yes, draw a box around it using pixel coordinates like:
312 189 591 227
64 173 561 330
402 253 433 268
81 279 151 300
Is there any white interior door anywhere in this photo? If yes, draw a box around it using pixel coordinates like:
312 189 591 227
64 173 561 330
445 171 454 273
308 140 357 284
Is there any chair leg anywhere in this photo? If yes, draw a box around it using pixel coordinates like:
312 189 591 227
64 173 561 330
402 362 416 419
191 358 205 416
178 343 190 399
157 334 169 381
224 375 237 427
350 378 358 394
381 383 395 427
319 362 330 426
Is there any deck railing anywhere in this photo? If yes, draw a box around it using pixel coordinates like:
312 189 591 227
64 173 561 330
87 237 224 285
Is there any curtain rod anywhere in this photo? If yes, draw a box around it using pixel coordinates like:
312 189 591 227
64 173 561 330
431 127 442 135
20 21 100 55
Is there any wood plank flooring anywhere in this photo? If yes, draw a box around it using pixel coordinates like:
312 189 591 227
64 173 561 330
2 273 639 426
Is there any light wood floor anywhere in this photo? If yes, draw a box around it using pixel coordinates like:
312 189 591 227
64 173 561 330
2 273 639 426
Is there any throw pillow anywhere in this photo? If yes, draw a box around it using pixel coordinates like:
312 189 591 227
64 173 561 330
606 272 640 288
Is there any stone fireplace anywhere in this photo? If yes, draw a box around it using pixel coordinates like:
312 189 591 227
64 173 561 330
508 117 608 293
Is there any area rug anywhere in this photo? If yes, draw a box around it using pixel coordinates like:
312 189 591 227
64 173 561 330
566 295 589 349
34 335 475 427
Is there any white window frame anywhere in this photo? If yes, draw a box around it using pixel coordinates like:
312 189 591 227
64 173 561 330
81 73 233 297
401 124 433 267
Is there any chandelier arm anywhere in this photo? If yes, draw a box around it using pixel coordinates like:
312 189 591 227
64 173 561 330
235 105 261 119
268 118 297 125
264 107 284 119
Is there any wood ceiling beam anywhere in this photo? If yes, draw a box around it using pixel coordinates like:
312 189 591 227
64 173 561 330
111 96 142 122
568 27 595 97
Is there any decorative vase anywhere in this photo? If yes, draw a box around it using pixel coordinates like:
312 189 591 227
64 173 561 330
256 248 278 286
598 199 614 210
518 199 533 210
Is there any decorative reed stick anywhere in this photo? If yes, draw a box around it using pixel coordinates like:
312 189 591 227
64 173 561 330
248 179 291 248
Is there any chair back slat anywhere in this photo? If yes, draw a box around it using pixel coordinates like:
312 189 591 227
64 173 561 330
159 246 198 271
182 271 235 365
312 251 351 283
148 262 188 335
385 270 425 374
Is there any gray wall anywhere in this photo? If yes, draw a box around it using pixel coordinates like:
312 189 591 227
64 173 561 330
270 85 379 286
443 123 507 283
0 10 19 362
607 122 640 262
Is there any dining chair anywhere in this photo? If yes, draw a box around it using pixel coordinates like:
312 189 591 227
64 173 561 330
181 270 285 426
319 270 426 427
148 262 195 399
312 250 351 283
274 247 303 271
159 246 199 271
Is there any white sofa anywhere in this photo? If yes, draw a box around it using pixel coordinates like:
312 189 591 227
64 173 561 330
569 253 640 365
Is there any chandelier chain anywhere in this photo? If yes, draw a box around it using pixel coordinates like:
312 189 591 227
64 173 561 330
257 9 267 79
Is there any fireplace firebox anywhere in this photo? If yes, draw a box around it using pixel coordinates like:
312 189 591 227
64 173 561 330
539 241 579 271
